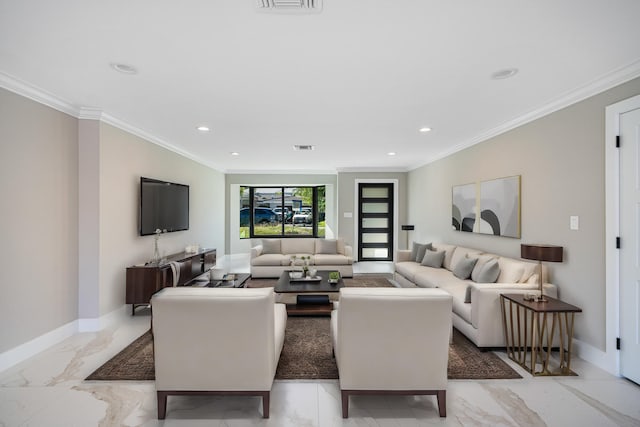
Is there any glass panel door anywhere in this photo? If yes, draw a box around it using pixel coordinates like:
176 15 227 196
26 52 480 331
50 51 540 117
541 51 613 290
358 183 393 261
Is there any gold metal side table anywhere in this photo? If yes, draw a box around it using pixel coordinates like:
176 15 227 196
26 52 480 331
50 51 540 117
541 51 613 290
500 293 582 376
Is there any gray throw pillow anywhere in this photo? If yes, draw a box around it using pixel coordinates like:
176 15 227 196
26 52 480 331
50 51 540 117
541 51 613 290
420 249 445 268
411 242 433 262
452 256 479 280
262 239 281 254
471 258 500 283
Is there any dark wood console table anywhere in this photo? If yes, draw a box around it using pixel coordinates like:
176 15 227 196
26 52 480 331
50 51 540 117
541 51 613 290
126 248 216 315
500 293 582 376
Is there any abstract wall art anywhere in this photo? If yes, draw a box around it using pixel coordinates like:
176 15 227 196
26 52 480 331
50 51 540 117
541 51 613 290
478 175 521 238
452 183 478 233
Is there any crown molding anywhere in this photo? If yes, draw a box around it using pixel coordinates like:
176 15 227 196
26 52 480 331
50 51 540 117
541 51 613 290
78 107 104 120
99 113 220 171
410 58 640 170
0 71 79 117
225 169 338 175
336 167 410 173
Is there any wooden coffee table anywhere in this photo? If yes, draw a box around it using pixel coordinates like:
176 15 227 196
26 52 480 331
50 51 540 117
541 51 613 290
275 270 344 315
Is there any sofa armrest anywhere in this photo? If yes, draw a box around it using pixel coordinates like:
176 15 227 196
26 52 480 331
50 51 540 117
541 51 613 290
251 245 263 259
470 283 558 337
344 245 353 258
396 250 412 262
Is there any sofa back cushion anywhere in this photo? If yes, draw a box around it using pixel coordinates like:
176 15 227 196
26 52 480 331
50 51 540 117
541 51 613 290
262 239 281 254
450 247 482 272
431 243 457 270
316 239 337 254
496 257 525 283
281 238 315 255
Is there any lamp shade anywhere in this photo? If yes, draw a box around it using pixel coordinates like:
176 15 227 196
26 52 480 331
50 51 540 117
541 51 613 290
521 244 563 262
401 225 415 231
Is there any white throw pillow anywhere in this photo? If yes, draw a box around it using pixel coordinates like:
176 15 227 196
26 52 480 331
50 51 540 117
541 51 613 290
262 239 281 254
497 259 525 283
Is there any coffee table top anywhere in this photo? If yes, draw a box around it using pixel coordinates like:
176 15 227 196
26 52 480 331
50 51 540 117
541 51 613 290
275 270 344 293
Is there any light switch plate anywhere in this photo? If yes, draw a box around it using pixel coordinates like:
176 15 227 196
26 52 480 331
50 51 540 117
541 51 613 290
570 216 579 230
343 212 353 218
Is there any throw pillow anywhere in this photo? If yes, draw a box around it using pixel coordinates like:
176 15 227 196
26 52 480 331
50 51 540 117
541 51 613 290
411 242 433 262
316 239 337 254
471 258 501 283
262 239 281 254
452 255 479 280
420 249 445 268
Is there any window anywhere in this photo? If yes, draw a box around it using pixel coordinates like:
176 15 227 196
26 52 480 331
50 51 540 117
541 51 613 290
239 186 326 238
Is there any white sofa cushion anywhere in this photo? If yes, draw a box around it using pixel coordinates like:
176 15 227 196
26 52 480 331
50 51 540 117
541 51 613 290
316 239 337 254
262 239 281 254
497 257 525 283
251 254 290 266
449 247 482 272
439 281 472 324
414 266 459 288
395 261 423 282
314 254 353 265
281 238 315 255
432 243 457 270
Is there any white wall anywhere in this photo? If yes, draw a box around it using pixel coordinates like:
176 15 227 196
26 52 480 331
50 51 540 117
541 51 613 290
0 88 79 353
97 123 225 316
407 77 640 353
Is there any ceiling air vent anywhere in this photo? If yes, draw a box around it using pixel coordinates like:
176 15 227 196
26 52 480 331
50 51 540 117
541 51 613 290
293 145 315 151
257 0 322 13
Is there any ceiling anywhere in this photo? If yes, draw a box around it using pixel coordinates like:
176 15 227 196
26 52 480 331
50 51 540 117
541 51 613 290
1 1 640 173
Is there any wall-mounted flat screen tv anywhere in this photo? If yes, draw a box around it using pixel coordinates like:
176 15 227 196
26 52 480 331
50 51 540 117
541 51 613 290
139 177 189 236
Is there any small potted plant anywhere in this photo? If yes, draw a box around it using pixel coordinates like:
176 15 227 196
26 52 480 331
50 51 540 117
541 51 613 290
329 271 341 284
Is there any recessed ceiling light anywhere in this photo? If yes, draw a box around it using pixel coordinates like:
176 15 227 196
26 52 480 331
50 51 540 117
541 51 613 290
293 145 315 151
110 63 138 75
196 126 210 132
491 68 518 80
419 127 432 133
230 152 239 156
387 152 396 156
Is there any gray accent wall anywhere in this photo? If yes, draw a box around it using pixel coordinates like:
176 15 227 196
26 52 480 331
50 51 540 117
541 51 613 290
0 88 79 353
407 77 640 352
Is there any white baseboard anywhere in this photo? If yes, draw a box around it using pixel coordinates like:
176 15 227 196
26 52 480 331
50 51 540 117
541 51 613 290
0 305 129 373
573 337 619 377
0 320 79 373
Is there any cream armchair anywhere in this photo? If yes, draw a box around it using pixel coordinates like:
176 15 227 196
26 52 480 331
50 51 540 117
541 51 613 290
151 287 287 419
331 287 452 418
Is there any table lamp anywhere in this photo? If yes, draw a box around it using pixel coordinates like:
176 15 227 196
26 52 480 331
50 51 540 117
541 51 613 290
520 244 563 302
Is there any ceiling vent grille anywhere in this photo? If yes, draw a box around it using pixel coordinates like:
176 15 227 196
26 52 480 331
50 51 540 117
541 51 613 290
257 0 322 12
293 145 315 151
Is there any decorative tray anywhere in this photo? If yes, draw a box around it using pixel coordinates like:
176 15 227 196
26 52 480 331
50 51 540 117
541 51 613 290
289 274 322 282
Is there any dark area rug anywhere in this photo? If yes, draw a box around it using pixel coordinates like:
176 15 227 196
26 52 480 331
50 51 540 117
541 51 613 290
86 319 520 381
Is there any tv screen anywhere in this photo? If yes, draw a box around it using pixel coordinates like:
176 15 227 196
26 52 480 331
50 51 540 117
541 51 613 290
139 177 189 236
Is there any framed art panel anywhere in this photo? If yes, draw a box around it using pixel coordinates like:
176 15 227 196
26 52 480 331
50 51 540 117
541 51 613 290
452 183 478 233
478 175 521 238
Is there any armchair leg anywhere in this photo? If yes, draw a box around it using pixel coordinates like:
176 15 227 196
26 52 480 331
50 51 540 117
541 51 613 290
341 390 349 418
157 391 168 419
262 392 270 418
437 390 446 417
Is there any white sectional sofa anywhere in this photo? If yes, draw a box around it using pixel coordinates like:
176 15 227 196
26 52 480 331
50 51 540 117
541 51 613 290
251 238 354 278
394 242 558 348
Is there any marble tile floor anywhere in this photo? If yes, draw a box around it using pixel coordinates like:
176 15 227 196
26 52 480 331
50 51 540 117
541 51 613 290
2 258 639 426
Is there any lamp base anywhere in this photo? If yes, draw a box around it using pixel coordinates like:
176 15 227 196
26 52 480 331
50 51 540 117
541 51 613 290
535 295 548 303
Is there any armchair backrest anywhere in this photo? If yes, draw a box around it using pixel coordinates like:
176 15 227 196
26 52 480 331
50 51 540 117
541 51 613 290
151 287 277 391
335 287 452 390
